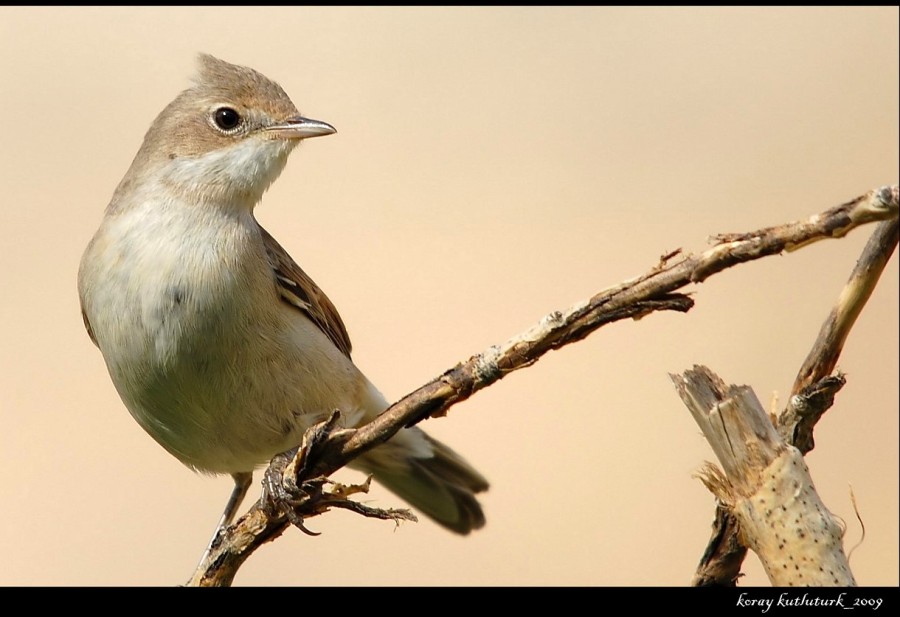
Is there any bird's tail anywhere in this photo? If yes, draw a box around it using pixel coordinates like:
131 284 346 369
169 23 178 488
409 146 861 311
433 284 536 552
352 428 489 534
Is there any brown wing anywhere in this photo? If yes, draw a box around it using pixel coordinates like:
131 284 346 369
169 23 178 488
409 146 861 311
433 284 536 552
258 225 353 358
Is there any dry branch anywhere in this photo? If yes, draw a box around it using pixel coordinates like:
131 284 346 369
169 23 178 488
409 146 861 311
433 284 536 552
692 210 899 587
190 185 897 586
672 367 855 586
782 218 900 451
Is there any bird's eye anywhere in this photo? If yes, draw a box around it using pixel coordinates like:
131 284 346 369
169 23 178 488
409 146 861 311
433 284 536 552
213 107 241 131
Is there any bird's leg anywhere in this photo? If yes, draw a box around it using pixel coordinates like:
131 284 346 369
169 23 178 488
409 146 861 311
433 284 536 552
220 471 254 528
194 472 253 573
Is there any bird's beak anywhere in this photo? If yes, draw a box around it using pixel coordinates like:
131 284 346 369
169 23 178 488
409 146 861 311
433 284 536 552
265 116 336 141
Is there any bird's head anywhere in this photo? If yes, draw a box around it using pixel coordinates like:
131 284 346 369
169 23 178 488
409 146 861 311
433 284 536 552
116 54 335 210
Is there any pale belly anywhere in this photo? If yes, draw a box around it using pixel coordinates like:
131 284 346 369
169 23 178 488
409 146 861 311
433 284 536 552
118 300 370 474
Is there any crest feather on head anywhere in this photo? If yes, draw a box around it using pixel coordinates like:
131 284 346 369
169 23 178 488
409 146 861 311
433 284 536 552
191 54 298 118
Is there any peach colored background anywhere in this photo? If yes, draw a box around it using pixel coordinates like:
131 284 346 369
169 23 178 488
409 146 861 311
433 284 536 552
1 7 896 586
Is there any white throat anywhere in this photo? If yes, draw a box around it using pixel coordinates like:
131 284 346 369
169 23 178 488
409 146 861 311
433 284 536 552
161 137 296 209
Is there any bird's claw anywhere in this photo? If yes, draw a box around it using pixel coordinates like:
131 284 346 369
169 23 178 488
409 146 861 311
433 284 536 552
261 409 350 534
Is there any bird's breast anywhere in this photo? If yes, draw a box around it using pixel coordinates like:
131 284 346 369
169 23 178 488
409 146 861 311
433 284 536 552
80 198 293 470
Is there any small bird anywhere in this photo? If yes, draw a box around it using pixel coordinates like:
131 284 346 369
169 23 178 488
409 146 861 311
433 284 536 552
78 54 488 537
